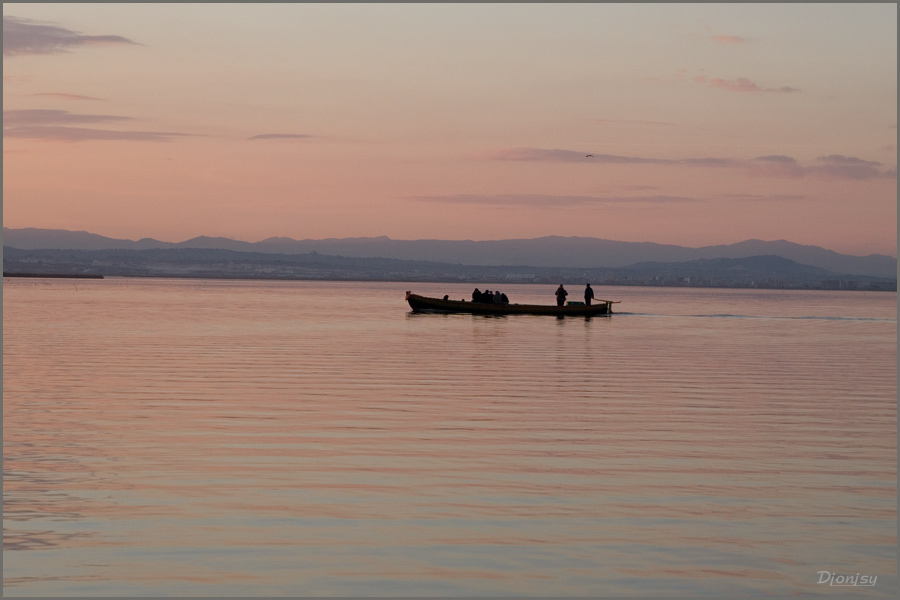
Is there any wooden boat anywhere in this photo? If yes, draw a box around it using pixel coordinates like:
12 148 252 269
406 291 618 316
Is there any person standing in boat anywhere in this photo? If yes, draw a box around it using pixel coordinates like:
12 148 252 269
584 283 595 306
472 288 482 302
555 284 568 306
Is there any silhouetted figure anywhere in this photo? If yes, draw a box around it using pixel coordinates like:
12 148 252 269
493 290 503 304
472 288 482 302
483 290 494 303
500 292 509 305
443 295 449 301
555 284 568 306
584 283 595 306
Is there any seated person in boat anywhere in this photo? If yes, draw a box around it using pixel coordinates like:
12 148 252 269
472 288 482 302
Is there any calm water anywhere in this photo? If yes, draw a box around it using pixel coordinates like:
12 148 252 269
3 278 896 597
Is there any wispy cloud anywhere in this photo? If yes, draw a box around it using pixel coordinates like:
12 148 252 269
725 193 807 202
677 157 741 167
482 147 670 164
749 154 895 180
3 126 191 142
31 93 104 101
708 77 800 93
4 109 131 126
748 155 805 178
412 194 702 207
248 133 314 141
3 16 138 57
711 35 746 45
755 155 798 163
809 155 892 180
483 147 896 181
3 109 190 142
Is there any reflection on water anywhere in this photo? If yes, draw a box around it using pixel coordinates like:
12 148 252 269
3 279 897 596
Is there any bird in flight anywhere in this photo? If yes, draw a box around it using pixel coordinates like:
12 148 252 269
585 154 594 157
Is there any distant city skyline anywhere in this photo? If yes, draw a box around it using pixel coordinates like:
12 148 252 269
3 3 897 257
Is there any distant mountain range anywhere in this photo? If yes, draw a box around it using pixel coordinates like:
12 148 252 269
2 227 897 279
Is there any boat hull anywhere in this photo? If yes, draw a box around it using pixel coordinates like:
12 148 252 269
405 292 615 316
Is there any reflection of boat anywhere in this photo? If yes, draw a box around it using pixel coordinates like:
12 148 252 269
405 291 618 316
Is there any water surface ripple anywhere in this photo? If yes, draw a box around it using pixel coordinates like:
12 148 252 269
4 279 896 596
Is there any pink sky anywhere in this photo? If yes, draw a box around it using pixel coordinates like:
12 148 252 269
3 4 897 256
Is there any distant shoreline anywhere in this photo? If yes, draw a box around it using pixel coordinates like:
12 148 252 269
2 272 895 292
3 272 104 279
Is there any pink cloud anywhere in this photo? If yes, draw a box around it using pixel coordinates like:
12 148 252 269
710 77 761 92
707 77 800 93
31 93 104 101
726 194 807 202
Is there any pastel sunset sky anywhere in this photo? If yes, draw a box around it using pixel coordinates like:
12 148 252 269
3 3 897 256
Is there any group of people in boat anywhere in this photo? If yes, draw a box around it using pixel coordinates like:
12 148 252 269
555 283 595 306
471 288 509 304
464 284 595 307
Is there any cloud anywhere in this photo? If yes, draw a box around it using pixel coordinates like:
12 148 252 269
749 153 895 180
816 154 882 167
3 16 137 57
3 125 191 142
748 154 805 178
484 147 739 168
807 155 892 180
711 35 746 44
4 109 131 126
2 109 197 142
677 157 741 167
483 147 895 181
755 155 798 164
248 133 314 141
725 193 807 202
483 147 671 164
31 93 104 101
412 194 702 207
707 77 800 93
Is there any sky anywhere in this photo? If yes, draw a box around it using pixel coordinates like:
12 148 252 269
2 3 897 257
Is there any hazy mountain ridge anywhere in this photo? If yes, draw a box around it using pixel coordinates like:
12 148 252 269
2 227 896 278
5 246 894 291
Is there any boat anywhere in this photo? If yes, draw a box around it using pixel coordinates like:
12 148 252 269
405 291 618 316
